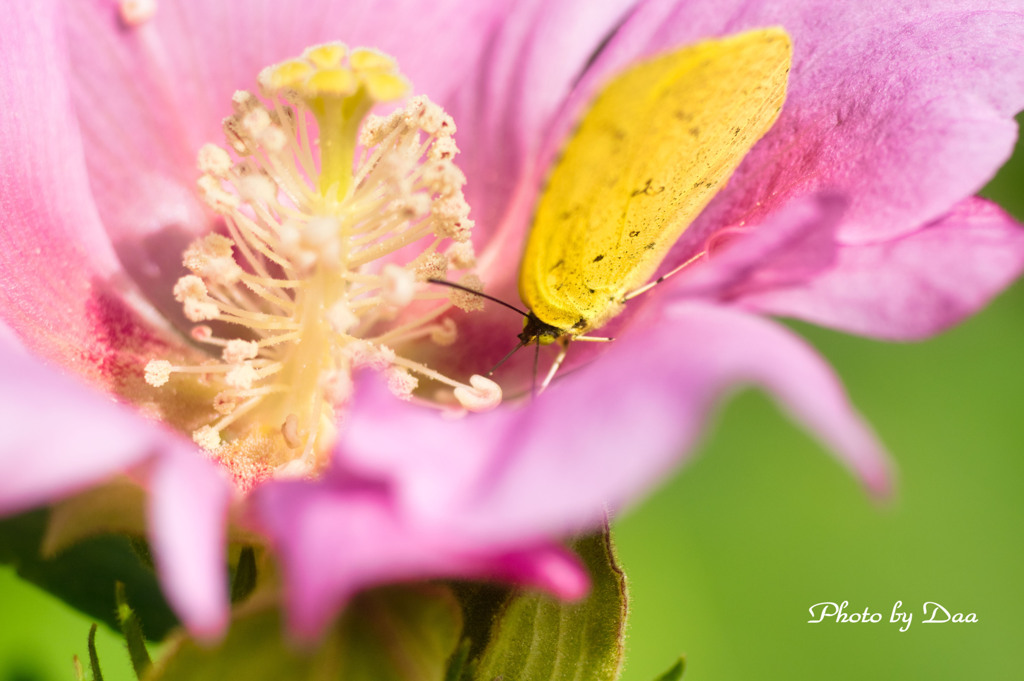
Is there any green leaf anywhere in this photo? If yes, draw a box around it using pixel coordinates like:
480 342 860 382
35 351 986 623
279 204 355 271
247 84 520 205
145 584 463 681
0 509 178 639
652 657 686 681
471 527 628 681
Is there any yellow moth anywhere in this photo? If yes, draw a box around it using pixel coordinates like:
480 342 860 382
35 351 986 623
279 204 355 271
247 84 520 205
513 27 792 388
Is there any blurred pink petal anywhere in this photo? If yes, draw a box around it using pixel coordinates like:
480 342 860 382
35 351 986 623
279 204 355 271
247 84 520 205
332 300 889 549
251 482 586 638
0 336 164 514
148 447 232 639
480 301 893 526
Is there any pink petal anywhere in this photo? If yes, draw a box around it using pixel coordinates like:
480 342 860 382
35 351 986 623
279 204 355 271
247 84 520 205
60 0 522 324
740 197 1024 339
467 304 892 539
0 320 25 353
251 482 586 639
0 1 170 384
670 193 846 301
147 447 232 640
447 0 637 274
0 333 178 515
553 0 1024 255
336 303 890 546
329 374 497 526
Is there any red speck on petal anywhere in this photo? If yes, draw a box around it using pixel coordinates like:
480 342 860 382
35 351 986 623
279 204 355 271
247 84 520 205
82 288 179 393
209 441 276 494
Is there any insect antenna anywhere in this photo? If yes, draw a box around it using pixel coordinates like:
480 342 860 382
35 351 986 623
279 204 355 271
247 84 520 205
426 278 529 317
426 278 540 390
487 338 529 376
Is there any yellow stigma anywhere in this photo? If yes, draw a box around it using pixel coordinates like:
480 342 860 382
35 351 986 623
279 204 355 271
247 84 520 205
257 43 409 201
144 43 500 487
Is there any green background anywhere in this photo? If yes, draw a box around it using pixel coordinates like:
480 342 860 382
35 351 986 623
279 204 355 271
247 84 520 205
2 129 1023 681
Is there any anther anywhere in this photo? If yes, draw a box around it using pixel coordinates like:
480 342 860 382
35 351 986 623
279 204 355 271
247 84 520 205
454 375 503 412
446 242 476 270
449 275 485 312
382 264 416 306
119 0 156 26
193 426 222 451
386 367 419 400
214 393 240 415
223 340 260 363
327 302 360 334
281 414 302 449
144 360 172 387
198 144 233 177
430 318 458 346
412 252 448 280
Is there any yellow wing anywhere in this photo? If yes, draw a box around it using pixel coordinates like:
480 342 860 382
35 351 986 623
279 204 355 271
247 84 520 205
518 27 792 333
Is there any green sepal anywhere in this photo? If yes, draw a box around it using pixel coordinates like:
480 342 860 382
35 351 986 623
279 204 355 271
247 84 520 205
448 581 511 661
652 657 686 681
42 477 148 556
334 585 463 680
88 623 105 681
116 581 153 678
229 546 258 604
144 584 463 681
0 509 178 639
471 526 628 681
443 638 472 681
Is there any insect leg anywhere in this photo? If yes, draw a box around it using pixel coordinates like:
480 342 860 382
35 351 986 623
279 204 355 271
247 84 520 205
622 249 707 301
531 341 541 399
538 337 571 394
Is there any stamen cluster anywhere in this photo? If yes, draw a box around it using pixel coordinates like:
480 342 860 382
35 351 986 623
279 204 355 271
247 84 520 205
144 43 500 482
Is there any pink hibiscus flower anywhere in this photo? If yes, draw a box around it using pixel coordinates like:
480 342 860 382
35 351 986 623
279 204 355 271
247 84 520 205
2 0 1023 641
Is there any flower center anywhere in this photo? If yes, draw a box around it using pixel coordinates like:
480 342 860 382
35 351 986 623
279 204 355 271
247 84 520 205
144 43 500 486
